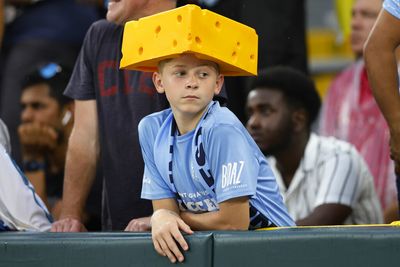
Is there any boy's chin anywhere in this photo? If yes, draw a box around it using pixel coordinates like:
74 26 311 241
178 104 207 115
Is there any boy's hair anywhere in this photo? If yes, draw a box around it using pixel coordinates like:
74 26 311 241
157 58 173 73
157 54 221 75
21 62 73 107
250 66 321 127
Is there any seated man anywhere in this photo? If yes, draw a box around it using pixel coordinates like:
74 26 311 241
0 118 52 231
18 63 101 228
18 62 74 219
246 66 383 225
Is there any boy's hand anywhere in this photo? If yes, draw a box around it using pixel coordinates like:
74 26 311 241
151 209 193 263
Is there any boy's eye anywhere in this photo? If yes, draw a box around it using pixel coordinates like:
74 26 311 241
174 71 186 77
198 72 209 78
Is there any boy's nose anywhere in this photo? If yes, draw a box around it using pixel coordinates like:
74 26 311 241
185 75 199 89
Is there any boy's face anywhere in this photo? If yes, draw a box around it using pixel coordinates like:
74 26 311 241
152 54 224 119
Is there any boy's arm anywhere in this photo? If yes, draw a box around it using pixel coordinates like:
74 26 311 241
151 198 193 263
180 196 249 230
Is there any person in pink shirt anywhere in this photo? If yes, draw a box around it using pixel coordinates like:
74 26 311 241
319 0 396 221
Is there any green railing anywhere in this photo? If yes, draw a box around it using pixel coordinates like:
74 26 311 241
1 226 400 267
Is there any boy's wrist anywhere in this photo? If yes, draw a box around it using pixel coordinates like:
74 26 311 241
151 209 179 226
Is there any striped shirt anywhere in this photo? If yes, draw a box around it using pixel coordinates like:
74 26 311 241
384 0 400 19
269 134 383 225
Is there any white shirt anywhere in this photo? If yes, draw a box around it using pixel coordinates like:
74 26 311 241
0 119 11 154
0 144 52 231
269 133 383 225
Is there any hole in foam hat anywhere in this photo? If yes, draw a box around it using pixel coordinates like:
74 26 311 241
195 36 202 45
138 47 143 55
215 21 221 29
177 15 182 22
173 40 178 47
232 51 238 61
250 54 255 60
155 25 161 35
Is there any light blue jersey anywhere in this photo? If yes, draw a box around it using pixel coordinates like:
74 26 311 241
384 0 400 19
139 101 295 228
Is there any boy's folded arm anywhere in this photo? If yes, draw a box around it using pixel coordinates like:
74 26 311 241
180 196 250 231
152 198 181 215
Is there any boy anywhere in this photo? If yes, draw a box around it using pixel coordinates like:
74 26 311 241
121 5 294 263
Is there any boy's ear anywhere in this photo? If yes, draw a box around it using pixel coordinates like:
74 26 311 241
214 74 224 95
152 72 165 93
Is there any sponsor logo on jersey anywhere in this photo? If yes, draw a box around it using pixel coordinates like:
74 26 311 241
177 190 219 212
180 198 219 212
221 161 244 189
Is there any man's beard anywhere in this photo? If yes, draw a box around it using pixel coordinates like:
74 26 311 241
262 121 294 157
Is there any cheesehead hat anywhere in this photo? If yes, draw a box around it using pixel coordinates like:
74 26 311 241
120 4 258 76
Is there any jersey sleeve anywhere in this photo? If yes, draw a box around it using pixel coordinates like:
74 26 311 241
206 125 258 203
314 149 362 208
384 0 400 19
138 117 176 200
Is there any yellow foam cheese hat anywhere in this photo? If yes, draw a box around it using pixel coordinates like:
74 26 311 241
120 4 258 76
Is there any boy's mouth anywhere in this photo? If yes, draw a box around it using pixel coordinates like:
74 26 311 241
183 95 199 99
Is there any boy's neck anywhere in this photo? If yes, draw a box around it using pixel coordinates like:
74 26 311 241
172 106 209 135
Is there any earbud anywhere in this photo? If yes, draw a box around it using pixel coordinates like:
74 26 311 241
62 110 72 126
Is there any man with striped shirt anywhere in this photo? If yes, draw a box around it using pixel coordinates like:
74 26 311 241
246 67 383 225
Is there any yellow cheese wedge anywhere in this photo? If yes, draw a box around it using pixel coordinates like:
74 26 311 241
120 4 258 76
